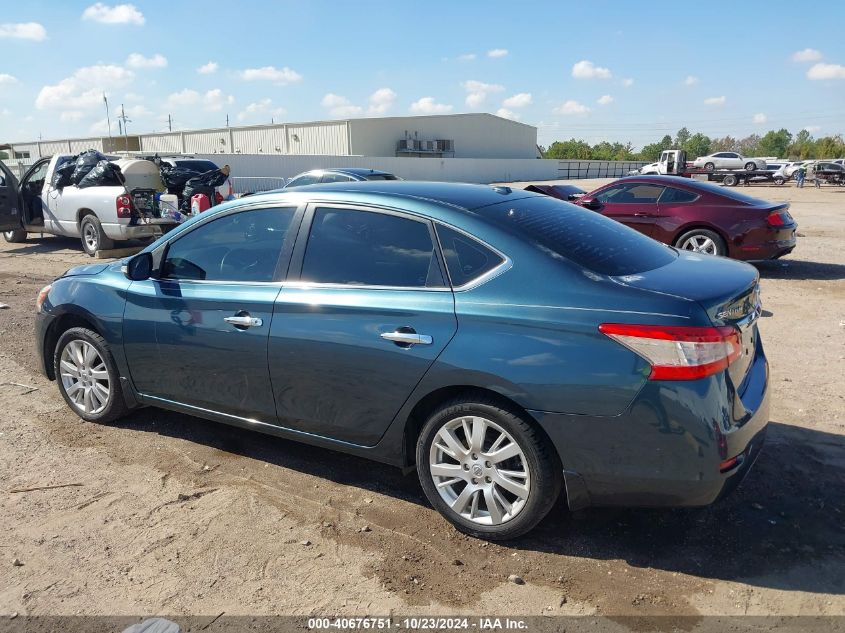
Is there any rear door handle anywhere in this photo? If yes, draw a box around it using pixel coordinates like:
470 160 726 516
224 315 263 328
380 331 433 346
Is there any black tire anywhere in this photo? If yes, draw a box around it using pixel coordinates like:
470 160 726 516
416 395 563 540
54 327 130 423
79 214 114 257
2 228 27 243
773 176 785 185
723 174 739 186
674 228 727 257
704 162 716 172
745 162 757 171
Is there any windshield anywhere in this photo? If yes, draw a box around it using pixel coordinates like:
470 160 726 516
480 196 677 275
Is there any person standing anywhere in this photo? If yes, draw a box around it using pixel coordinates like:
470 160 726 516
814 164 822 189
796 164 806 188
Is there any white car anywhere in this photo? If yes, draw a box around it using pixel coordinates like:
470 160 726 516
692 152 767 171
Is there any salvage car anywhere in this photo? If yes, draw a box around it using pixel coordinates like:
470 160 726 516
692 152 766 171
33 182 770 539
283 168 400 188
574 176 796 260
0 155 180 255
808 161 845 184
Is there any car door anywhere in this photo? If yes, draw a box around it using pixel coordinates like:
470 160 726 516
122 203 302 422
268 204 458 446
0 160 22 232
589 182 664 236
654 185 700 243
723 153 743 169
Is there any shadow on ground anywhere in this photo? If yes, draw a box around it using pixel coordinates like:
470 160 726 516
756 259 845 281
114 408 845 596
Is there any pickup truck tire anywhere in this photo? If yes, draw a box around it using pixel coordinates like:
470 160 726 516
2 229 27 243
80 214 114 256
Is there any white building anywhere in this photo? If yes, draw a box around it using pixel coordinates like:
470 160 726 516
4 113 539 164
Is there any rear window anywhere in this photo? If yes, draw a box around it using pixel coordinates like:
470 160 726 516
480 196 676 276
174 160 218 173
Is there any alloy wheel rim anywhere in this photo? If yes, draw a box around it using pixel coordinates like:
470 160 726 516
83 224 98 251
681 235 717 255
429 416 530 526
59 340 110 415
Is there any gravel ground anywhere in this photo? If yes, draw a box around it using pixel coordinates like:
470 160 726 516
0 179 843 618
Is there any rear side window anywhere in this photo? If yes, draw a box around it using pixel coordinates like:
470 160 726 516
659 187 698 203
320 173 354 183
597 183 664 204
480 197 676 276
301 207 444 288
436 224 504 287
287 174 319 187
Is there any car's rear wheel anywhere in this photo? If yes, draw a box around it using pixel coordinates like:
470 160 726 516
2 228 27 243
745 162 757 171
54 327 129 423
773 176 785 185
675 229 727 257
416 396 562 540
704 162 715 171
80 214 114 256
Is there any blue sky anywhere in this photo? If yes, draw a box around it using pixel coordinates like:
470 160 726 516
1 1 844 148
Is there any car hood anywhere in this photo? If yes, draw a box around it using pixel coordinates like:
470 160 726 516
62 263 110 278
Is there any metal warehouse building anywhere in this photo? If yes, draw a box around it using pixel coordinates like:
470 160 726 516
5 113 539 163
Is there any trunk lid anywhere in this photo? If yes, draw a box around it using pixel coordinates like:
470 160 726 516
613 251 761 385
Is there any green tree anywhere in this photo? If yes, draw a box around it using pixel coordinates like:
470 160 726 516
814 135 845 159
674 127 691 148
543 139 593 159
787 129 814 159
683 133 712 158
736 134 761 156
758 128 792 158
639 134 673 161
710 136 738 152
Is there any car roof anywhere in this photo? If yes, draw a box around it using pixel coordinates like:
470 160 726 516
302 167 395 177
253 180 538 212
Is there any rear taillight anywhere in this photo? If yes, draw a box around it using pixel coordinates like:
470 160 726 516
766 209 792 227
215 191 224 204
116 194 133 218
599 323 741 381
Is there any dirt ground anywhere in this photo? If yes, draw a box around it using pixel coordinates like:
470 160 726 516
0 179 843 618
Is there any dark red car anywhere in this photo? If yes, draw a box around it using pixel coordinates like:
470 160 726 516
573 175 797 260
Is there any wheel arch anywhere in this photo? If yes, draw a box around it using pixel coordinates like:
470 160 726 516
77 208 97 227
672 222 730 251
42 309 105 380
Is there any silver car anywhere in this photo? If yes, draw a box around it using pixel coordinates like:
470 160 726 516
692 152 766 171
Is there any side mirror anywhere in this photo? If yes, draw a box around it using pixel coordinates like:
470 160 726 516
580 197 601 210
124 252 153 281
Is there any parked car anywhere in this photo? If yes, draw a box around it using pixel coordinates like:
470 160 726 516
808 161 845 184
573 175 796 260
523 184 585 200
692 152 766 171
283 168 400 188
35 181 769 539
0 155 180 255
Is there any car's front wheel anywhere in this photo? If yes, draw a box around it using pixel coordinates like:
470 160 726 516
416 396 562 540
2 228 27 243
675 229 727 257
54 327 129 423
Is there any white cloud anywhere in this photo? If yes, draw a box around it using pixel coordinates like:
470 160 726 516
60 111 84 123
457 53 476 62
622 78 634 87
197 61 218 75
123 91 142 102
684 75 699 86
553 100 590 116
321 93 363 117
82 3 145 25
35 65 134 110
496 108 520 120
803 125 821 133
125 104 152 118
368 87 397 115
0 22 47 41
463 79 504 107
597 94 614 106
240 66 302 85
792 48 822 62
0 73 18 85
203 89 234 112
704 95 726 106
410 97 453 115
237 98 287 122
752 113 768 124
89 118 111 135
572 60 612 79
807 62 845 80
487 48 508 58
167 89 200 107
502 92 532 108
126 53 167 69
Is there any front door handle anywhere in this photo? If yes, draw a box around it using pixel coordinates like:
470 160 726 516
224 315 263 328
380 331 433 346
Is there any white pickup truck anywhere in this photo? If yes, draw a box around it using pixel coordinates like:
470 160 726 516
0 154 179 256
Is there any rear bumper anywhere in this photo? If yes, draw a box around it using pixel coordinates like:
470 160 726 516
734 226 797 261
533 342 770 509
103 221 178 241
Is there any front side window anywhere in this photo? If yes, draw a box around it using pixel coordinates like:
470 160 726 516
596 183 664 204
161 208 294 282
436 224 504 287
320 173 354 183
301 207 444 288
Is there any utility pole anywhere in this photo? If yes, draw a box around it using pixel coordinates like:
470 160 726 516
226 114 229 127
103 93 112 138
167 114 172 132
117 104 131 151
